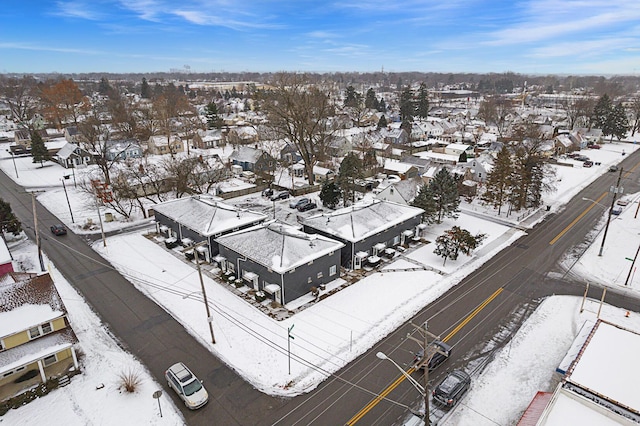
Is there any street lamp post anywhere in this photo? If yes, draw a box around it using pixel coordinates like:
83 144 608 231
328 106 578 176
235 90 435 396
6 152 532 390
376 352 427 424
10 151 18 179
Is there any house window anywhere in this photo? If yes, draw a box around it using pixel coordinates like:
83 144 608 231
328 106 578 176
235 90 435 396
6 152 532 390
0 340 4 351
2 371 12 378
330 265 337 276
43 354 57 367
317 272 323 279
41 322 53 334
307 277 312 284
29 326 41 339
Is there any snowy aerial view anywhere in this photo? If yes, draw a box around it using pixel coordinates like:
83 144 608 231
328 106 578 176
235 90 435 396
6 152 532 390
0 125 639 426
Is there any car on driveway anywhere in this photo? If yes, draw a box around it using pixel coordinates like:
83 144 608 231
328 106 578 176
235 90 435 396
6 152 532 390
413 340 452 370
432 370 471 408
165 362 209 410
583 160 594 168
270 191 290 201
50 224 67 236
289 197 310 209
297 201 317 212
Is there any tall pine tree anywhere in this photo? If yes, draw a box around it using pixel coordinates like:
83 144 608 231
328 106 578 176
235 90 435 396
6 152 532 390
482 146 513 215
365 88 378 110
30 130 49 167
608 102 628 141
412 167 459 223
416 82 430 119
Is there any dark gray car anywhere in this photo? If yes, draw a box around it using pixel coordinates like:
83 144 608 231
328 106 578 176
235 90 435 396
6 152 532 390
413 340 452 370
432 370 471 408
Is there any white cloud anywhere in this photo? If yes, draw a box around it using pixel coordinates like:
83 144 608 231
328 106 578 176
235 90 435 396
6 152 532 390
54 1 101 20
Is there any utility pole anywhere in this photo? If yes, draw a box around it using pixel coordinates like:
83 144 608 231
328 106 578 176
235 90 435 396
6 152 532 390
598 167 623 256
62 177 74 223
625 242 640 286
186 242 215 344
30 192 45 271
406 321 447 425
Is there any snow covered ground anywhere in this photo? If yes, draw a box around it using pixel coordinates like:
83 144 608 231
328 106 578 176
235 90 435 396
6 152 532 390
1 136 639 424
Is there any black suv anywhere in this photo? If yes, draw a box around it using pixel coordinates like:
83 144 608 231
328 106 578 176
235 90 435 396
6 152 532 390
270 191 290 201
432 370 471 408
413 340 452 370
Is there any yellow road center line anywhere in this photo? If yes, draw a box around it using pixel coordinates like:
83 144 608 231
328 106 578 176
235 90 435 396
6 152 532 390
347 287 503 425
443 287 503 343
549 192 608 245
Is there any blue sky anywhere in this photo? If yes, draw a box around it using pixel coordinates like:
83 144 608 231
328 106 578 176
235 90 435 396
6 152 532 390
1 1 639 75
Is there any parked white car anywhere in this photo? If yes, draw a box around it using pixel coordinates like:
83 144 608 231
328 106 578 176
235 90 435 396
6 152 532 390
165 362 209 410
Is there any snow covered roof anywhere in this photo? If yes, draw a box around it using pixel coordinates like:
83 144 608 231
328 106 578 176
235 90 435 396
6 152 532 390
55 142 78 160
383 160 416 174
229 146 264 163
301 200 424 243
414 151 460 163
564 320 640 416
153 195 268 237
0 328 76 374
216 222 344 274
0 273 67 338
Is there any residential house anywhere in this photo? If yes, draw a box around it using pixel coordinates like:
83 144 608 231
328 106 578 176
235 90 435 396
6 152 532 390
554 134 577 156
301 200 424 269
280 143 302 164
0 273 79 402
413 150 460 165
146 135 184 156
444 143 474 159
375 177 421 205
229 146 276 176
576 128 603 146
63 126 84 144
105 140 143 161
382 159 419 180
227 126 258 145
216 222 344 305
153 195 268 260
193 129 224 149
54 142 93 168
380 128 408 146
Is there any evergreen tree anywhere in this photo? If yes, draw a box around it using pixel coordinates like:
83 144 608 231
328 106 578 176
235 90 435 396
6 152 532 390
319 181 341 209
344 86 361 108
98 77 112 96
416 82 430 119
30 130 49 166
399 86 414 122
412 183 438 223
592 94 612 129
0 198 21 235
337 152 363 205
205 102 223 129
481 146 512 214
365 88 378 109
140 77 150 99
429 167 460 223
377 97 387 113
377 115 388 130
433 226 487 266
608 102 629 141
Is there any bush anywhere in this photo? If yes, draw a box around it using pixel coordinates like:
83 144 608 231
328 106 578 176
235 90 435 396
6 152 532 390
14 369 38 383
118 369 142 393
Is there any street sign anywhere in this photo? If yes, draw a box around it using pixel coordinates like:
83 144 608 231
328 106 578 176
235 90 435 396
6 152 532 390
153 390 162 399
626 257 634 261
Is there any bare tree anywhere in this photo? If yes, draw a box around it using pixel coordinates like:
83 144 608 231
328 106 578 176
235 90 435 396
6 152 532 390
0 76 38 123
477 96 513 140
561 97 596 130
38 79 88 129
258 73 336 185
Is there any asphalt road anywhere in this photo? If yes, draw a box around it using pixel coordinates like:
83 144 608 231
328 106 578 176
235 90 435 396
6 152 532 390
1 147 639 426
